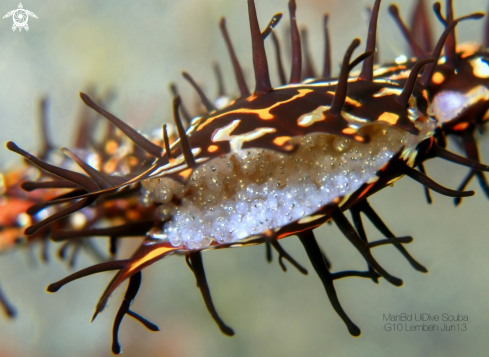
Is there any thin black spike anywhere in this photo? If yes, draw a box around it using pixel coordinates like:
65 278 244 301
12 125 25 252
162 124 173 160
40 233 50 262
61 148 113 189
47 260 129 293
389 4 426 59
188 251 234 336
80 93 164 158
213 62 226 97
6 141 98 192
271 32 287 85
402 164 474 198
270 240 308 275
301 29 316 79
219 18 250 97
417 163 433 204
74 88 98 150
298 230 361 336
331 207 403 286
126 311 159 331
38 97 53 158
322 14 331 79
454 170 475 206
411 0 434 55
172 96 196 168
433 2 447 25
349 51 374 72
444 0 456 69
58 241 70 260
112 272 159 355
81 239 109 264
367 236 413 248
359 0 381 82
421 13 484 86
51 220 155 241
169 83 192 127
321 248 332 269
288 0 302 84
261 13 282 40
455 130 489 205
21 180 79 191
475 170 489 198
349 207 379 283
0 283 16 318
182 72 216 113
25 196 97 235
185 254 194 275
397 58 436 107
265 242 273 263
26 189 87 216
68 243 81 268
248 0 273 94
429 144 489 171
109 236 118 255
332 270 381 280
329 39 361 116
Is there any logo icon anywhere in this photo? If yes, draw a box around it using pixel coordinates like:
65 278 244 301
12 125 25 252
3 3 37 32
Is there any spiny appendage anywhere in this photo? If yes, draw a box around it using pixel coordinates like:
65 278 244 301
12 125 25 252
386 3 489 204
267 19 287 85
297 199 425 335
300 29 316 80
402 132 489 205
0 281 16 318
187 251 234 336
169 83 192 126
7 85 201 237
219 17 250 97
46 209 415 347
2 95 111 265
111 272 159 355
5 138 142 247
290 145 488 335
350 199 427 273
248 0 272 94
47 240 235 353
48 185 157 257
298 229 360 336
6 122 158 260
389 138 476 199
451 130 489 205
182 72 216 113
389 1 484 85
358 0 381 82
330 207 405 287
52 220 156 257
410 0 434 56
49 262 159 354
421 3 488 202
57 237 107 268
38 97 54 160
44 235 234 347
50 233 297 352
391 1 483 75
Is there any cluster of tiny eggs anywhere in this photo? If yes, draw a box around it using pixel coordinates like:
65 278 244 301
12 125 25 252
141 124 409 249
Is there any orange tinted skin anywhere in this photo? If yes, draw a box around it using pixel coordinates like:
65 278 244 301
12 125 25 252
0 166 70 253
